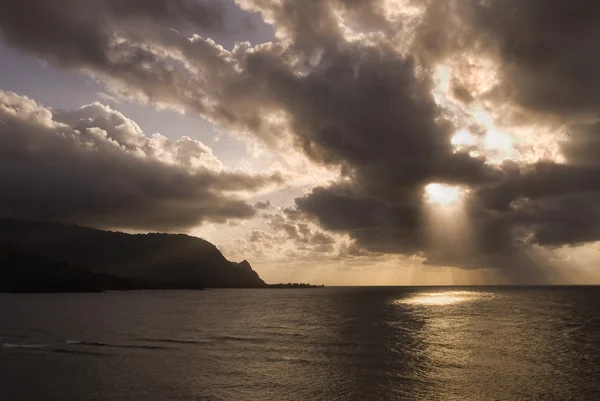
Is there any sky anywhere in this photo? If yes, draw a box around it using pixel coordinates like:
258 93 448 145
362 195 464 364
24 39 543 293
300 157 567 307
1 0 600 285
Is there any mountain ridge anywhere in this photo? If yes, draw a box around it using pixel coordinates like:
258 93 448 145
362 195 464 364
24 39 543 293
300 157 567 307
0 218 266 288
0 243 207 292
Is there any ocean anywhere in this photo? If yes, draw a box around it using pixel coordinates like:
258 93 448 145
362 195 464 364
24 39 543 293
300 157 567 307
1 287 600 400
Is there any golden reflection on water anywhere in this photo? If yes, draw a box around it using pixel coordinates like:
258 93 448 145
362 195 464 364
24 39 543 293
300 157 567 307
396 291 485 306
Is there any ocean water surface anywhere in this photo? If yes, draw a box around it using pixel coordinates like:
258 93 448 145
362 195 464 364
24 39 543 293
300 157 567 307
2 287 600 400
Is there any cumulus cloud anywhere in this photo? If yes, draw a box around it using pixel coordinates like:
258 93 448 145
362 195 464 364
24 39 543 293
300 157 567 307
0 91 281 231
2 0 600 275
220 209 366 267
254 200 271 210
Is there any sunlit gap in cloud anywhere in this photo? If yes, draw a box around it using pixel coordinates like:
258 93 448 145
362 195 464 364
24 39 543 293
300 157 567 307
424 183 463 206
432 62 565 166
450 128 477 149
432 64 517 164
471 106 519 163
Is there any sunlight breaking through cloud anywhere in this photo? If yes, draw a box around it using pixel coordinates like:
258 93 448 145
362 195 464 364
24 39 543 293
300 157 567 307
424 184 463 205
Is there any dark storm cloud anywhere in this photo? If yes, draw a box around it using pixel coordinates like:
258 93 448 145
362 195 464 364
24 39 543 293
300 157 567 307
0 2 281 145
0 1 235 124
514 197 600 247
234 6 501 262
106 0 224 27
474 0 600 118
233 1 587 266
295 185 425 254
294 183 519 264
0 0 223 67
0 91 281 231
474 161 600 249
288 0 600 265
478 162 600 212
562 122 600 166
416 0 600 119
238 39 498 203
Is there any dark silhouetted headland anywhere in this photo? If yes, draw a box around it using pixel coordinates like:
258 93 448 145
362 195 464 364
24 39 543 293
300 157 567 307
0 243 103 293
0 243 207 293
0 218 265 289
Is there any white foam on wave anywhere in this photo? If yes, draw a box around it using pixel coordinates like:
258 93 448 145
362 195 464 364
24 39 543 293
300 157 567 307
2 343 50 348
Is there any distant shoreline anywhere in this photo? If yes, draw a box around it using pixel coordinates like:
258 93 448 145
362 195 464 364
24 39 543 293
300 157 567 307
266 283 325 289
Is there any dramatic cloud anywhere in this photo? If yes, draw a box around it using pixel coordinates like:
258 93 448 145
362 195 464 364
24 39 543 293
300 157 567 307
2 0 600 275
415 0 600 119
0 0 223 67
0 91 281 231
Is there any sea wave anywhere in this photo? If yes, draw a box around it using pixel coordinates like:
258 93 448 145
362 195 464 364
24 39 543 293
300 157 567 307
2 343 50 349
134 337 210 345
65 340 171 350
